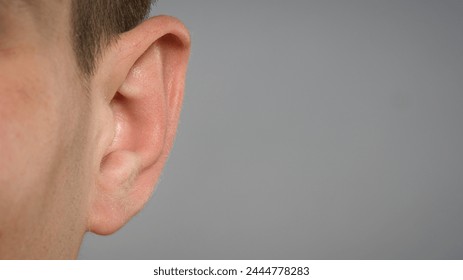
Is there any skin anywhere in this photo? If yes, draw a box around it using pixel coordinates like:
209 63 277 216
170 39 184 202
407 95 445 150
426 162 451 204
0 1 190 259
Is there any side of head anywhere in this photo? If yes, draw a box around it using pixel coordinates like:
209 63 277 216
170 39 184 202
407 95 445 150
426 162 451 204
0 0 190 259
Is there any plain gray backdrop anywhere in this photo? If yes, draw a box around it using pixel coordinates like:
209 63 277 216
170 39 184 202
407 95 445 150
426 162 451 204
79 0 463 259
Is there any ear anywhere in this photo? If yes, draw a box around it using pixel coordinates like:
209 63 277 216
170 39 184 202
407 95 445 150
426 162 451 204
87 16 190 235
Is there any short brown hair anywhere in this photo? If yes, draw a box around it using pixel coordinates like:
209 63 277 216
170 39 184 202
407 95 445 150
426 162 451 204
71 0 154 76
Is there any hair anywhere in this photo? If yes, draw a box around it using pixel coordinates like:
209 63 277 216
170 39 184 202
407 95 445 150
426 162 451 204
71 0 154 77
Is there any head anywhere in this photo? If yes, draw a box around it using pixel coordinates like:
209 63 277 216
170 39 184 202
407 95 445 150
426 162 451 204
0 0 190 259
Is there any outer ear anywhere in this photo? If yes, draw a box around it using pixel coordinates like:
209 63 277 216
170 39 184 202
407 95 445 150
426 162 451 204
87 16 190 235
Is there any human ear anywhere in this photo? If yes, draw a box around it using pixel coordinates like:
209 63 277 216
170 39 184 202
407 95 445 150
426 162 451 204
87 16 190 235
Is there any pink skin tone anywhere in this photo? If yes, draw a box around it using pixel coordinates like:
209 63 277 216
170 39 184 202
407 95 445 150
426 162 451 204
0 2 190 259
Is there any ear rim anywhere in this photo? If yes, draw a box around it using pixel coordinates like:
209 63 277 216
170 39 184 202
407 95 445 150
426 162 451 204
94 15 191 104
86 15 191 235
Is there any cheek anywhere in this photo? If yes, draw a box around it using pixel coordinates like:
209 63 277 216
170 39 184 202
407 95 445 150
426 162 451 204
0 59 61 216
0 63 57 194
0 53 90 257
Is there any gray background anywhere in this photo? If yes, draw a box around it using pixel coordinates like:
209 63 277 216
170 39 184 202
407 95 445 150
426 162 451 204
79 0 463 259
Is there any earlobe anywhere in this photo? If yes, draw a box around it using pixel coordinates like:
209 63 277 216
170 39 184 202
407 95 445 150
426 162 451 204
87 16 190 235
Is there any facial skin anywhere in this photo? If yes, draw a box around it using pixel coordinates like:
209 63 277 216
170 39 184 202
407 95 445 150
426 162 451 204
0 2 190 259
